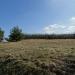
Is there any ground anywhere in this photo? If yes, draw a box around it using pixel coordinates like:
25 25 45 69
0 39 75 75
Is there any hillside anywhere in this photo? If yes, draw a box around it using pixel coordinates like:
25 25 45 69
0 39 75 75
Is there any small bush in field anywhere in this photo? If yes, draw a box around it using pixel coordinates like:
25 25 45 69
0 28 4 42
8 26 24 42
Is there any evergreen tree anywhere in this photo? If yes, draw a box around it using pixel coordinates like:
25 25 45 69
0 28 4 42
8 26 23 42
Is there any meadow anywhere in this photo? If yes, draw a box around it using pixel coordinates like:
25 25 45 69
0 39 75 75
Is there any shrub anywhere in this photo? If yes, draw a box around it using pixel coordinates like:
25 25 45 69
0 28 4 42
8 26 24 42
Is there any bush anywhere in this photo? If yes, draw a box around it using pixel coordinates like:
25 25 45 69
0 28 4 42
8 26 24 42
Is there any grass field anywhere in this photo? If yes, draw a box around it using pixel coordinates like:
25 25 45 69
0 39 75 75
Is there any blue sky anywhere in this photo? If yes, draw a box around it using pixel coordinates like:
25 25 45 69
0 0 75 37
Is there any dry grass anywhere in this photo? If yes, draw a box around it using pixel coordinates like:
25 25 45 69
0 39 75 59
0 39 75 75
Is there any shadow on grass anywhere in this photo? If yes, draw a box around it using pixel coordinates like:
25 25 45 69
0 55 75 75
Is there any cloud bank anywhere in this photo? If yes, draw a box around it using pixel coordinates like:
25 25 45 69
43 17 75 34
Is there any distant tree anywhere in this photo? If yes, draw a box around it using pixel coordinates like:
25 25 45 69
8 26 24 42
0 28 4 42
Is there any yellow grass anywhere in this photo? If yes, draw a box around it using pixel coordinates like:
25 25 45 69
0 39 75 75
0 39 75 63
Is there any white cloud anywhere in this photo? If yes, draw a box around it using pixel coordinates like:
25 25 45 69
43 17 75 34
71 17 75 21
70 17 75 23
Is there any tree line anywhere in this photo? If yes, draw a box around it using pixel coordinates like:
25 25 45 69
0 26 75 42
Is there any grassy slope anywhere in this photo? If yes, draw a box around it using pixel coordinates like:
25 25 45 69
0 39 75 75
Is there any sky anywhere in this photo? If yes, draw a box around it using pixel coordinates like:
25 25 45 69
0 0 75 37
